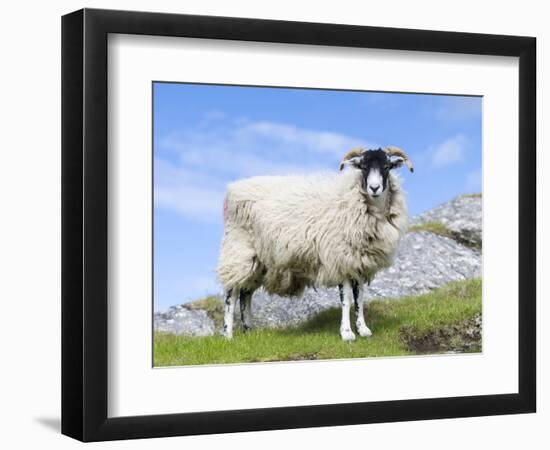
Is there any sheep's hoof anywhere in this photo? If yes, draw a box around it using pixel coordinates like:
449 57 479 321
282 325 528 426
340 329 356 341
357 324 373 337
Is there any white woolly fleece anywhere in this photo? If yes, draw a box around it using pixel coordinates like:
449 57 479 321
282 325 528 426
217 169 408 297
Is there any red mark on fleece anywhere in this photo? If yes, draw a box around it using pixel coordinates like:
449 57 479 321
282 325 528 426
223 194 228 223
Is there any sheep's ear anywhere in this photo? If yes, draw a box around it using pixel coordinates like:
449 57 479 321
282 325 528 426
339 156 362 171
389 157 405 170
339 147 365 171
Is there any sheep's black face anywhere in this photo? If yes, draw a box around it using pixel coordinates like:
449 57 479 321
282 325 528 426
358 149 393 198
340 147 408 198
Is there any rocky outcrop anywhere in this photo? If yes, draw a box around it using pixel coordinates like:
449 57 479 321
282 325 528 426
365 230 481 299
154 307 215 336
412 194 482 248
155 194 482 336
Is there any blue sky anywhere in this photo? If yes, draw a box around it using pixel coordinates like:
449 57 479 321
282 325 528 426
154 83 482 311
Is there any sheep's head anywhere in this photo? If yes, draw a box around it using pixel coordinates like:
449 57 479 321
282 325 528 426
339 146 414 199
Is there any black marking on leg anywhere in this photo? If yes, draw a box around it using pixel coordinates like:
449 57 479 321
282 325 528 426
224 289 233 306
351 280 359 301
239 289 250 303
351 280 361 314
239 289 252 331
338 284 344 304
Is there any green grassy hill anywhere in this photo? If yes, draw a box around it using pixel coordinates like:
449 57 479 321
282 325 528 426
154 278 481 367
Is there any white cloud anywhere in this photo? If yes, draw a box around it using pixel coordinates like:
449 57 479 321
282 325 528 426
241 121 365 157
155 115 373 223
160 118 370 161
430 134 468 168
154 158 225 224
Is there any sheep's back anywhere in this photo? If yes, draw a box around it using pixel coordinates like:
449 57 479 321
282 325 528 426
224 172 357 227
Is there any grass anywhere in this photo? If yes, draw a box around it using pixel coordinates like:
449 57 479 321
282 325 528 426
154 278 482 367
408 221 454 239
409 217 481 251
461 193 482 198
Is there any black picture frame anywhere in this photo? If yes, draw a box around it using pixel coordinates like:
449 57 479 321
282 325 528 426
61 8 536 442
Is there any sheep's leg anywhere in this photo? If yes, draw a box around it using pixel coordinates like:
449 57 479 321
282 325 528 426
239 289 253 332
352 281 372 337
223 288 239 339
338 281 356 341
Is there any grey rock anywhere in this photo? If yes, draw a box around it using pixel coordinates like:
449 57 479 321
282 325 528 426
154 306 215 336
241 287 340 329
365 231 481 300
412 194 482 248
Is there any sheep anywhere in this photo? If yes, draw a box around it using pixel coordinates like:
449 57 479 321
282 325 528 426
217 146 414 341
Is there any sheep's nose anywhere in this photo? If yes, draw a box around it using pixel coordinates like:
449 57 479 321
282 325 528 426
370 185 380 194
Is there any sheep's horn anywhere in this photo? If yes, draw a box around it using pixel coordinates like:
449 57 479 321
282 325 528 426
339 147 365 171
383 146 414 173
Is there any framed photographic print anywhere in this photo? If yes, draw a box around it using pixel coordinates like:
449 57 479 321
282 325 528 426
61 8 536 442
